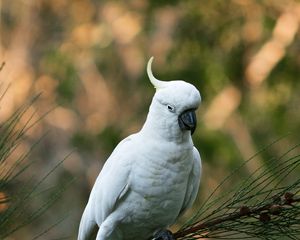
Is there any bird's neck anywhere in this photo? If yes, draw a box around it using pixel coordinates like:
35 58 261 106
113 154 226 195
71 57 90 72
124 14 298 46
140 111 193 145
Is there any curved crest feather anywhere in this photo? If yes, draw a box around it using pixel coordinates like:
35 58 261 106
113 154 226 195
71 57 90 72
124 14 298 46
147 57 168 89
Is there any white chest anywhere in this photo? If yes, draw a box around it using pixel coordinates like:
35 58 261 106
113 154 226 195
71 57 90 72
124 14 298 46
119 143 194 230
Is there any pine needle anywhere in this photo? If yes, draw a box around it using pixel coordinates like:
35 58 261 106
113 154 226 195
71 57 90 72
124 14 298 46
175 138 300 239
0 90 73 239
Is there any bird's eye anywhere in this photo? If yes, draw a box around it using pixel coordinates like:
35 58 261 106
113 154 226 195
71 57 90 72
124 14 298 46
167 105 175 113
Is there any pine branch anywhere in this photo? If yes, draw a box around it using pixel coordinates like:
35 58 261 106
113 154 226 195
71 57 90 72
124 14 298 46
0 62 5 72
175 140 300 239
175 194 300 239
0 88 73 238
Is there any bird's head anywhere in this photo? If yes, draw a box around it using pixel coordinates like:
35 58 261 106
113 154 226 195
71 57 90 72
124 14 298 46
145 57 201 140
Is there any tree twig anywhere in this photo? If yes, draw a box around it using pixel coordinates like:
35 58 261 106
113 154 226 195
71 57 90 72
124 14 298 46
175 193 300 239
0 62 5 72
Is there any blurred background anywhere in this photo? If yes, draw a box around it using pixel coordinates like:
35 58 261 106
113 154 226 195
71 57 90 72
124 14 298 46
0 0 300 239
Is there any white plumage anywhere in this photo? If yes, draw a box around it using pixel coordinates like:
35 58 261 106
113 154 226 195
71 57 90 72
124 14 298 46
78 57 202 240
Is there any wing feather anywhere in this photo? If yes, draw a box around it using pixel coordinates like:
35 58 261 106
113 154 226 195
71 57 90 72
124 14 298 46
179 147 202 215
78 135 135 239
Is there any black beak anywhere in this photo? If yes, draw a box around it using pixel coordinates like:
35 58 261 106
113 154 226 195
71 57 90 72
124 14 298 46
178 109 197 135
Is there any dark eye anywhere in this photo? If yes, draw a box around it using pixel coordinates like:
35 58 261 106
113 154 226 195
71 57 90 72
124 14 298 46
167 105 175 113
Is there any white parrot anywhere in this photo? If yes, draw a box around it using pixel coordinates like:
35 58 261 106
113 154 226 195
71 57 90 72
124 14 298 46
78 57 202 240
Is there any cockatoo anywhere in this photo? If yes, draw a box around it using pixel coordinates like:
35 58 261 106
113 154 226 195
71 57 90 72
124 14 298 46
78 57 202 240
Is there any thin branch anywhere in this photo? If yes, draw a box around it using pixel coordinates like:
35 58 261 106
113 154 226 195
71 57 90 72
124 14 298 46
0 62 5 72
175 143 300 239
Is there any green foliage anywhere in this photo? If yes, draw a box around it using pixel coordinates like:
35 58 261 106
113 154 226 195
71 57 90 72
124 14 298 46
71 131 96 152
41 50 79 105
0 93 73 239
96 126 122 154
175 139 300 239
71 126 122 154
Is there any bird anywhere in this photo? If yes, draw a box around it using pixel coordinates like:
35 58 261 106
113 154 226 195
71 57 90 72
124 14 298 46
78 57 202 240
